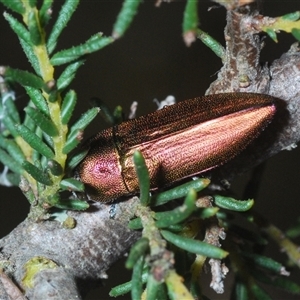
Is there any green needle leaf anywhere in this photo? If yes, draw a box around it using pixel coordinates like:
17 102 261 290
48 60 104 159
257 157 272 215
198 207 219 219
16 124 54 159
251 268 300 294
214 195 254 211
90 97 115 125
4 96 20 123
125 237 149 269
183 0 199 46
145 274 161 300
63 129 83 154
282 11 300 21
2 114 20 137
1 67 44 89
50 34 113 66
40 0 53 27
3 12 39 71
22 161 52 185
0 0 25 14
70 107 100 132
25 86 49 116
292 28 300 41
47 0 80 54
235 281 248 300
131 256 144 300
19 39 40 75
242 252 289 275
4 139 25 165
266 28 277 42
47 159 63 176
57 60 85 91
160 230 228 259
128 217 142 230
61 90 77 124
53 198 89 210
151 178 210 206
109 271 148 297
251 283 272 300
24 107 58 137
154 189 197 228
60 178 85 192
66 149 89 171
3 12 31 44
28 10 42 45
197 29 225 60
112 0 142 39
133 150 150 206
113 105 123 124
0 148 23 174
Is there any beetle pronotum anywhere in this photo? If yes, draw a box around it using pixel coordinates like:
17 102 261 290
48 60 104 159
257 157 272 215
76 93 276 202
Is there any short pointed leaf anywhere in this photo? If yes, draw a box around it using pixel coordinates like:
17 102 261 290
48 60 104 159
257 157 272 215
151 178 210 206
57 60 85 91
16 124 54 159
133 150 150 206
61 90 77 124
53 198 89 210
0 0 25 14
155 189 197 228
24 107 58 136
28 11 42 45
112 0 142 39
131 256 144 300
60 178 85 192
160 230 228 259
19 39 40 75
90 97 115 125
183 0 199 45
292 28 300 41
0 148 23 174
22 161 52 185
70 107 100 132
40 0 53 26
47 159 63 176
3 12 31 44
2 67 44 89
50 34 113 66
63 129 83 154
6 140 26 164
66 149 89 170
197 29 225 60
125 237 149 269
3 95 20 123
2 114 20 137
47 0 80 54
25 86 49 116
214 195 254 211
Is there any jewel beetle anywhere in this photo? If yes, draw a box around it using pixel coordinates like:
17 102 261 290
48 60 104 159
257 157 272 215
76 93 276 202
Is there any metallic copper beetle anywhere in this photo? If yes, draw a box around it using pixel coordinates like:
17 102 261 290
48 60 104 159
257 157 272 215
76 93 276 202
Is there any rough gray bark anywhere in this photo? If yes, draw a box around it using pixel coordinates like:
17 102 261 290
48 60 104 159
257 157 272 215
207 10 300 181
1 6 300 300
0 198 140 299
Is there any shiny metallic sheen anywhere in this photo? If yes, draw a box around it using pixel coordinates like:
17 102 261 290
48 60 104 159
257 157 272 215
77 93 276 202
